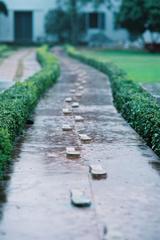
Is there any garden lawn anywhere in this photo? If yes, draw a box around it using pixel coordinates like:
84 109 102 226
80 49 160 83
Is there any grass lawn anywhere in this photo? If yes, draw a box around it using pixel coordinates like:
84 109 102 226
80 49 160 83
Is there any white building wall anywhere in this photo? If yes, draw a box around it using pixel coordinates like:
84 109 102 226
33 10 45 42
0 0 128 43
0 0 57 43
3 0 56 10
0 11 13 42
82 1 128 43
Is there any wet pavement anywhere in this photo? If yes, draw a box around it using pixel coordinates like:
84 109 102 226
20 49 41 82
143 83 160 103
0 49 160 239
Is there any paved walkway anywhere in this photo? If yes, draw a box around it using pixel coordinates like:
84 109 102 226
0 48 40 92
143 83 160 103
0 49 160 240
20 49 41 82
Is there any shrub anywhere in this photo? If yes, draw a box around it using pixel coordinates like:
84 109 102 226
66 46 160 157
0 45 60 177
0 44 10 55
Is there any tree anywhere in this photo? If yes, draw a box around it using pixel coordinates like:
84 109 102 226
145 0 160 43
45 0 106 45
0 1 8 15
117 0 160 46
45 9 70 43
116 0 147 40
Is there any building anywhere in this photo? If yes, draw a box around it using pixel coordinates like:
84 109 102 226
0 0 57 43
0 0 128 44
83 0 128 44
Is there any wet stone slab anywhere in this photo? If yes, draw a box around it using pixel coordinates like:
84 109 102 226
0 49 160 240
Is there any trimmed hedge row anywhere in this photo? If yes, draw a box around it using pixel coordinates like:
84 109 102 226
66 46 160 157
0 45 10 55
0 45 60 176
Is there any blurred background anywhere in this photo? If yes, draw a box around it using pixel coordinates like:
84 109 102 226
0 0 159 51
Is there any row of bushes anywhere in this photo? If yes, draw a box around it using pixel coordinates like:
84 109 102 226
0 45 60 177
0 44 10 55
66 46 160 157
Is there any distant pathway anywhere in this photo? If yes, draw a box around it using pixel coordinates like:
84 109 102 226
143 83 160 103
0 49 160 240
19 49 41 82
0 48 40 92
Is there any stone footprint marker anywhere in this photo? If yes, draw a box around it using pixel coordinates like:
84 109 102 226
70 189 92 208
65 97 72 103
72 102 79 108
62 124 72 131
64 73 108 209
79 134 92 144
89 164 107 180
75 115 84 122
63 108 72 115
66 147 81 159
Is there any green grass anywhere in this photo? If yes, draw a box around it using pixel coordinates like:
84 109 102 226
80 49 160 83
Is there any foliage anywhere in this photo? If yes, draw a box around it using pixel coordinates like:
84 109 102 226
117 0 160 43
66 45 160 157
45 9 71 42
0 1 8 15
45 0 105 45
0 45 10 55
116 0 147 40
0 45 60 177
145 0 160 35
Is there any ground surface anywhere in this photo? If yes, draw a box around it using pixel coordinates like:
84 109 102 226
0 48 40 92
81 49 160 83
0 49 160 240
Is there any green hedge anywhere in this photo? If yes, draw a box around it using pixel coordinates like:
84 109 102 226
66 46 160 157
0 45 60 176
0 45 10 56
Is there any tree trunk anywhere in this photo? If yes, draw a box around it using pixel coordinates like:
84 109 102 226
70 0 78 45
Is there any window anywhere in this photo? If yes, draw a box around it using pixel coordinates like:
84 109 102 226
88 12 105 30
89 12 98 29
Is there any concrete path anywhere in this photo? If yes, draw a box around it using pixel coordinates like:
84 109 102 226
0 49 160 240
19 49 41 82
0 48 40 92
143 83 160 103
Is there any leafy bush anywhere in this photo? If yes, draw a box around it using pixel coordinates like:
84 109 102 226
0 45 9 54
0 45 60 177
66 46 160 157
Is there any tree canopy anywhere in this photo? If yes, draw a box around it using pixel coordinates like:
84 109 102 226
145 0 160 33
117 0 160 43
45 9 71 43
45 0 106 45
0 1 8 16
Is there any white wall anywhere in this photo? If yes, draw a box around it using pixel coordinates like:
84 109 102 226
3 0 56 11
83 1 128 42
33 10 45 42
0 0 128 43
0 11 13 41
0 0 57 42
